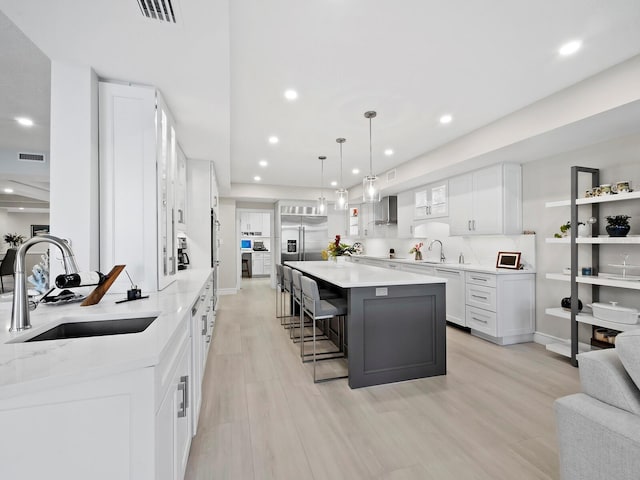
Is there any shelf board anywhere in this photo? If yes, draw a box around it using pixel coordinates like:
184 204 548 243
576 235 640 244
545 191 640 208
545 237 570 244
545 339 591 357
544 307 639 331
545 272 640 289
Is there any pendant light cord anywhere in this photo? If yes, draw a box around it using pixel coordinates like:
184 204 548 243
369 116 373 177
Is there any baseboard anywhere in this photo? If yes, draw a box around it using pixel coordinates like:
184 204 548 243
218 288 238 296
534 331 566 346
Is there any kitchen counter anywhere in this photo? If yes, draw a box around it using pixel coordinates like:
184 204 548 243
286 260 446 388
352 255 535 274
0 268 212 400
285 260 447 287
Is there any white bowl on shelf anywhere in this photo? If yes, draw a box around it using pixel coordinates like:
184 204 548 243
590 302 639 324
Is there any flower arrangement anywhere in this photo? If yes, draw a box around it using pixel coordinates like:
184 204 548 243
327 235 355 257
409 242 423 254
3 233 25 248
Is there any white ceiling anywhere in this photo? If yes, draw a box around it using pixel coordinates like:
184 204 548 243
2 0 640 200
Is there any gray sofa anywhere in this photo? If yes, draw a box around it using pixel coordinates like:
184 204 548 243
554 329 640 480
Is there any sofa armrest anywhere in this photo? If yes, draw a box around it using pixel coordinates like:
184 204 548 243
577 349 640 415
555 393 640 480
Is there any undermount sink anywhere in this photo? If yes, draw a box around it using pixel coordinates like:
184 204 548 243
7 314 159 343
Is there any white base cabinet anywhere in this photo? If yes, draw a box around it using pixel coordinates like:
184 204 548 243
434 266 466 327
465 271 535 345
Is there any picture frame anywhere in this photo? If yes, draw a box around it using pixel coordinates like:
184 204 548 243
496 251 521 269
31 224 50 237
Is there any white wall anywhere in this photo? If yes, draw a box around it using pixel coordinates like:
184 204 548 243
218 198 237 293
523 131 640 343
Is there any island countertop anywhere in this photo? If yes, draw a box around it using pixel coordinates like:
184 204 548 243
285 260 447 288
0 268 212 400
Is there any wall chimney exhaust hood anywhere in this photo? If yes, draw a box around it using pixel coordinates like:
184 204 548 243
374 196 397 225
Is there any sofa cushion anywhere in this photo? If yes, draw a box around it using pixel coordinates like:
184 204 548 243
577 349 640 415
616 329 640 390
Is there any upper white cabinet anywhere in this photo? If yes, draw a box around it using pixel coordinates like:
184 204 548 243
397 190 414 238
176 145 187 229
327 207 348 238
240 212 270 237
414 181 448 220
99 82 182 292
448 163 522 236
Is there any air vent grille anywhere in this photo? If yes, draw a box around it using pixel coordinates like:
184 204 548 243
18 152 46 162
386 169 397 182
137 0 177 23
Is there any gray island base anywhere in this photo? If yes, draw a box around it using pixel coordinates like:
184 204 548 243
286 261 447 388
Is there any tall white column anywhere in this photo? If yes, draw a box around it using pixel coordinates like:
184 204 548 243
49 62 99 277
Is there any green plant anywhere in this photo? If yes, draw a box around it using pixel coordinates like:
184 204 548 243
606 215 631 226
3 233 25 248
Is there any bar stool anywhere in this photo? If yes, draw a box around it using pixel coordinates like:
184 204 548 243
241 253 252 278
275 264 286 320
300 276 348 383
281 265 294 328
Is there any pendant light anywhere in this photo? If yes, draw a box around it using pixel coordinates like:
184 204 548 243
363 110 380 203
335 138 348 210
317 155 327 214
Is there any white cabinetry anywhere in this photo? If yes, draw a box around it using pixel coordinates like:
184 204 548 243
99 82 179 292
397 190 414 238
448 163 522 236
241 212 270 236
251 251 272 277
327 207 348 238
464 271 535 345
176 145 187 229
434 266 465 326
156 337 192 480
414 181 448 220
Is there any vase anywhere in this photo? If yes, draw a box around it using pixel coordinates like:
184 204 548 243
606 224 630 237
577 224 589 238
414 251 422 261
335 256 346 264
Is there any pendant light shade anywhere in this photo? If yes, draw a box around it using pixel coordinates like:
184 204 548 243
317 155 327 214
335 137 348 211
363 110 380 203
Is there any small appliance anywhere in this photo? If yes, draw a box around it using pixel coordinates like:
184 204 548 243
253 241 267 251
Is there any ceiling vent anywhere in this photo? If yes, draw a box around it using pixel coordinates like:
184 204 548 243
386 169 397 183
18 152 46 162
136 0 177 23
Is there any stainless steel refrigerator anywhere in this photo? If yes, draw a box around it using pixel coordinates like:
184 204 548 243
280 214 328 262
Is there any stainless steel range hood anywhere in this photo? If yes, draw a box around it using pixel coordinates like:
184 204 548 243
374 196 397 225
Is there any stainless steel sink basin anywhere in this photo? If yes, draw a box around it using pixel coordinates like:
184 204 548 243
7 314 159 343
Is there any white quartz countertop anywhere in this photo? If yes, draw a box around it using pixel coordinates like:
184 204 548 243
0 268 212 400
353 255 536 274
285 260 447 288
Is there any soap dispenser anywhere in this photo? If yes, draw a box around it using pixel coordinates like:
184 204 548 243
458 252 465 264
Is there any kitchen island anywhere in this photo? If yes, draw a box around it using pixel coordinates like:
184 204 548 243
286 260 447 388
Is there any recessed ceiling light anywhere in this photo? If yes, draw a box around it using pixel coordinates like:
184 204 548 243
384 149 394 156
268 136 279 144
330 181 337 187
4 188 14 194
352 168 360 175
284 89 298 101
439 114 453 124
254 176 261 181
15 117 34 127
19 207 24 210
559 40 582 56
259 160 268 167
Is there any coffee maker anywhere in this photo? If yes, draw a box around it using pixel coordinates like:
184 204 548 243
177 237 189 270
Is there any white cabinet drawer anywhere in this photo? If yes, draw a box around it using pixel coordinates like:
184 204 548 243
466 306 497 336
466 284 496 311
465 271 497 288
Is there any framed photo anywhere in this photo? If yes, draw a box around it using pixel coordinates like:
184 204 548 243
496 251 521 269
31 224 50 237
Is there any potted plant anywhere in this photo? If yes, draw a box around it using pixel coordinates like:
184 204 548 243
327 235 355 260
409 242 424 261
3 233 25 249
605 215 631 237
554 220 588 238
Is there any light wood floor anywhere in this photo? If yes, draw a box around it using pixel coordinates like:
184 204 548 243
185 277 580 480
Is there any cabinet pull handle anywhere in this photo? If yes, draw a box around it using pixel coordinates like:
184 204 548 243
468 220 471 231
471 316 488 324
470 276 488 282
177 380 187 418
202 314 208 335
206 335 212 344
181 375 189 409
471 294 488 300
472 220 476 230
435 268 459 275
